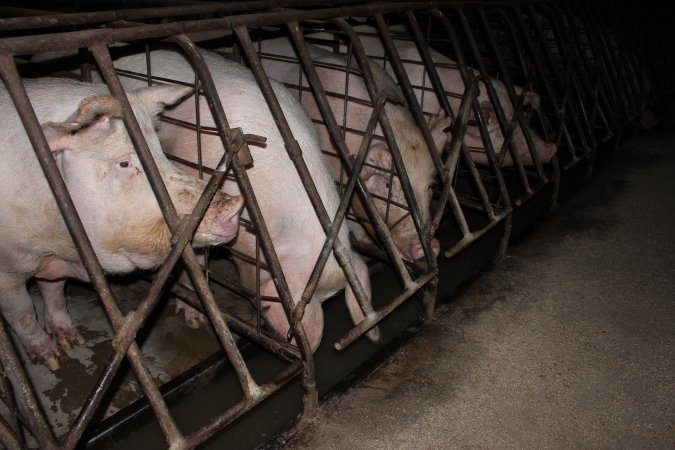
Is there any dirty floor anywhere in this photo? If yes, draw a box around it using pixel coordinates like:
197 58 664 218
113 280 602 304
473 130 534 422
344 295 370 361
280 111 675 449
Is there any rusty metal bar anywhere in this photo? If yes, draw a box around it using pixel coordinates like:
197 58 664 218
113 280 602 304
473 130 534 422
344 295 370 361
0 413 20 450
167 35 316 401
0 0 370 31
0 317 58 450
444 207 510 259
0 357 25 450
287 91 390 335
571 3 624 129
496 7 577 168
332 18 437 265
454 8 538 196
373 13 445 177
431 77 479 233
578 2 630 126
170 281 301 363
284 22 414 284
557 3 616 139
236 25 380 340
0 54 174 449
335 267 437 350
525 4 594 162
285 22 417 325
183 359 304 447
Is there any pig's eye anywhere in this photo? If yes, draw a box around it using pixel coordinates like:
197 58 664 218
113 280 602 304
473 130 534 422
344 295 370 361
115 159 138 173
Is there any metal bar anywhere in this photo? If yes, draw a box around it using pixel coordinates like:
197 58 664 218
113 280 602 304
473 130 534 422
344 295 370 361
183 359 304 447
170 281 301 363
524 4 593 160
331 18 437 266
0 0 374 31
374 13 445 178
499 7 577 165
0 317 58 450
167 34 302 394
236 25 379 334
284 22 413 284
335 268 437 350
444 209 510 259
455 8 536 194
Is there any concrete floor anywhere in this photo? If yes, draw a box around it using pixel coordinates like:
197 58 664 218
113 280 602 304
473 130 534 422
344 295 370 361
281 111 675 449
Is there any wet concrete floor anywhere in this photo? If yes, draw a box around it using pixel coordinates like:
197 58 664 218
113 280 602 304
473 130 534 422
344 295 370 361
279 111 675 449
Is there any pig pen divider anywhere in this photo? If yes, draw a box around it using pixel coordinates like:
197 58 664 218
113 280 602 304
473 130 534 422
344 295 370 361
0 32 317 450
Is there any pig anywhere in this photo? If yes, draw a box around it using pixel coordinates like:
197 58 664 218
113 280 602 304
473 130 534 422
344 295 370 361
308 25 558 168
0 77 244 370
257 36 450 262
109 48 380 352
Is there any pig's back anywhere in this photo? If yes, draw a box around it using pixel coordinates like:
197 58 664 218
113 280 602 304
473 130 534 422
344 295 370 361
112 49 347 244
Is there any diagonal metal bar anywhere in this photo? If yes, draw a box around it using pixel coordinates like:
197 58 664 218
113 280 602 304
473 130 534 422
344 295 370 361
284 21 414 284
235 25 378 331
0 317 58 450
331 17 437 264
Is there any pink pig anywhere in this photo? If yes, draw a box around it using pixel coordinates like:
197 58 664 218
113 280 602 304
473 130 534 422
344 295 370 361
315 25 558 167
0 78 244 370
258 36 450 262
110 48 381 352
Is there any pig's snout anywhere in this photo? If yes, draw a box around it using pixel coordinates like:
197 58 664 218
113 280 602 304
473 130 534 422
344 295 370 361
194 194 244 246
538 140 558 164
408 237 440 261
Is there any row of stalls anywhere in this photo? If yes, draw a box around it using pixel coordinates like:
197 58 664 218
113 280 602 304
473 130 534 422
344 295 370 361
0 1 672 448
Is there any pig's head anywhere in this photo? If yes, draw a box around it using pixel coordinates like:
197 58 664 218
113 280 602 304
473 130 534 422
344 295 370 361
462 89 557 167
41 84 244 274
358 105 449 262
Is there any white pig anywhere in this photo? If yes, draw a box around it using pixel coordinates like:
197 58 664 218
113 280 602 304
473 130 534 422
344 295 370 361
110 48 380 352
258 36 451 262
0 77 244 370
311 25 558 167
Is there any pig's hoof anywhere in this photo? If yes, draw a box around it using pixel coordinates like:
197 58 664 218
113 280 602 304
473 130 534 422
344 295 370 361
174 299 207 329
50 326 86 351
366 325 382 344
27 339 63 371
46 320 86 351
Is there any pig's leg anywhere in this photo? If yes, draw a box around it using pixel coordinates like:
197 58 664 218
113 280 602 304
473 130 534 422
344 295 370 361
36 279 85 351
345 254 381 344
260 276 324 353
0 275 62 370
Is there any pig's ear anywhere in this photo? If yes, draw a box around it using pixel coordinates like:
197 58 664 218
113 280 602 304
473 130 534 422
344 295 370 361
479 101 496 127
428 109 453 152
360 144 392 181
42 95 123 154
135 84 194 117
521 91 541 112
42 122 78 155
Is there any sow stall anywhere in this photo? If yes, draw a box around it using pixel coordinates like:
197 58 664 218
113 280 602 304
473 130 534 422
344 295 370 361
0 1 671 449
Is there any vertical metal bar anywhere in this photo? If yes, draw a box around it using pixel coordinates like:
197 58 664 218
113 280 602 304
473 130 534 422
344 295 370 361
579 2 630 125
454 8 537 194
419 10 503 221
0 317 57 450
164 36 294 394
285 22 412 283
239 24 393 329
501 7 577 164
331 18 436 265
373 13 444 177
